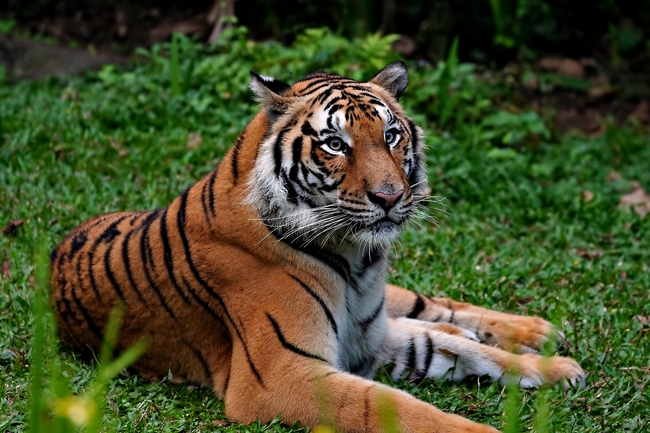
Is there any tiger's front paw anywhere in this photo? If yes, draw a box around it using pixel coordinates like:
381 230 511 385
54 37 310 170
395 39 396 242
477 314 563 354
510 354 586 389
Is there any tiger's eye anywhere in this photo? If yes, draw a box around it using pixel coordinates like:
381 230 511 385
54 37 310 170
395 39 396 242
329 138 343 151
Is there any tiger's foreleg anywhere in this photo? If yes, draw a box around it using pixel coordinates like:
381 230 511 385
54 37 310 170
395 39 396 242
378 317 585 388
385 284 564 354
223 344 499 433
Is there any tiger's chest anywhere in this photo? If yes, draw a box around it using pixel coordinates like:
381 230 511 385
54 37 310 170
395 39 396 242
334 253 389 377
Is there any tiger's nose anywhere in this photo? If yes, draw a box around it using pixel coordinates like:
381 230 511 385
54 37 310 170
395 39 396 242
367 189 404 211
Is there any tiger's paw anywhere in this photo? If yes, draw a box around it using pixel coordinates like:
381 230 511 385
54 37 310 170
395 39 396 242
476 313 564 354
507 354 586 389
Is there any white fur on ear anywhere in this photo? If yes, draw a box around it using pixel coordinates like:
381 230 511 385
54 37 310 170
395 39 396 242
370 61 409 99
249 72 293 121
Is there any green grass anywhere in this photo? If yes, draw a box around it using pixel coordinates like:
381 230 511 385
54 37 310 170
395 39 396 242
1 27 649 432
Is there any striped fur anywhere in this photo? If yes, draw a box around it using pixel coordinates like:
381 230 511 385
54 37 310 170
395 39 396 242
51 62 584 433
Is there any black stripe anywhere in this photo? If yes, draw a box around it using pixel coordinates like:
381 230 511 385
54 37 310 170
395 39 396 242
231 135 244 184
447 299 455 323
280 170 300 205
349 354 375 377
181 276 226 327
69 281 104 343
158 208 192 305
267 313 328 363
323 95 344 111
273 130 288 177
121 229 147 305
301 81 362 98
407 294 426 319
301 121 318 137
138 210 176 318
328 104 342 115
208 166 218 216
406 338 416 370
97 217 125 243
361 247 384 270
363 385 371 428
128 214 141 225
312 88 334 105
141 213 160 273
223 370 230 396
290 275 338 336
276 235 350 282
56 307 83 346
201 166 219 229
357 296 385 331
87 216 128 304
69 231 88 259
55 251 79 326
50 244 60 264
200 176 212 227
304 165 326 183
176 190 264 386
55 234 85 326
338 205 372 215
65 253 103 345
185 342 213 383
407 119 421 185
103 238 125 301
298 77 338 93
424 334 434 374
291 136 303 165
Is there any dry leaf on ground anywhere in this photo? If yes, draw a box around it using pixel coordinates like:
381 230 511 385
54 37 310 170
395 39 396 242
536 56 585 78
618 180 650 218
187 132 202 150
576 247 603 260
3 220 24 235
635 315 649 326
606 171 622 182
2 261 9 279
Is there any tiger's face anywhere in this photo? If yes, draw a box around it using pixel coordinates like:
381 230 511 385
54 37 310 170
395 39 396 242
247 62 427 249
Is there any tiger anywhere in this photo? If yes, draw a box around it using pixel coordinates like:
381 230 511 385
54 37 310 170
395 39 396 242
50 62 585 433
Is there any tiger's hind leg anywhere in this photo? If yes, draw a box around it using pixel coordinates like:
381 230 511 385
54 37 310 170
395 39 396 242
385 284 565 354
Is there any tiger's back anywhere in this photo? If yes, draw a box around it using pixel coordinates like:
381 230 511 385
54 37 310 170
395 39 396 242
51 107 281 393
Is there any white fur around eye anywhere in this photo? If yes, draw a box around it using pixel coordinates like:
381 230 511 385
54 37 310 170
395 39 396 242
322 138 347 155
385 129 401 148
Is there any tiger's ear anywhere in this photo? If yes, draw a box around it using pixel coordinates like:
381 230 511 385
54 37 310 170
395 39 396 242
249 72 292 121
370 61 409 100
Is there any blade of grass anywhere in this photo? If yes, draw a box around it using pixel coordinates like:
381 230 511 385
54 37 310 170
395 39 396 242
377 390 400 433
170 32 181 96
86 307 148 433
438 37 459 127
533 330 561 433
503 359 521 433
28 245 50 433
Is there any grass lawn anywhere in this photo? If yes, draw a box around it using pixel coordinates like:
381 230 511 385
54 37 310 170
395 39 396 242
1 28 649 432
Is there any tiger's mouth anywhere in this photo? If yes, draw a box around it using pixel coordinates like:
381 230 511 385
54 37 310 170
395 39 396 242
371 217 398 229
362 216 403 236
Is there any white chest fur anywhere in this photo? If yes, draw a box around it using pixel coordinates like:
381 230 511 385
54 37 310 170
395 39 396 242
334 247 389 377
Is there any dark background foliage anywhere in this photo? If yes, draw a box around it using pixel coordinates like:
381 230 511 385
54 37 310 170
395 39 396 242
2 0 650 65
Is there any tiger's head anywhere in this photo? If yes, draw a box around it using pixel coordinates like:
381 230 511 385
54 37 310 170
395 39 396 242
246 62 427 249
